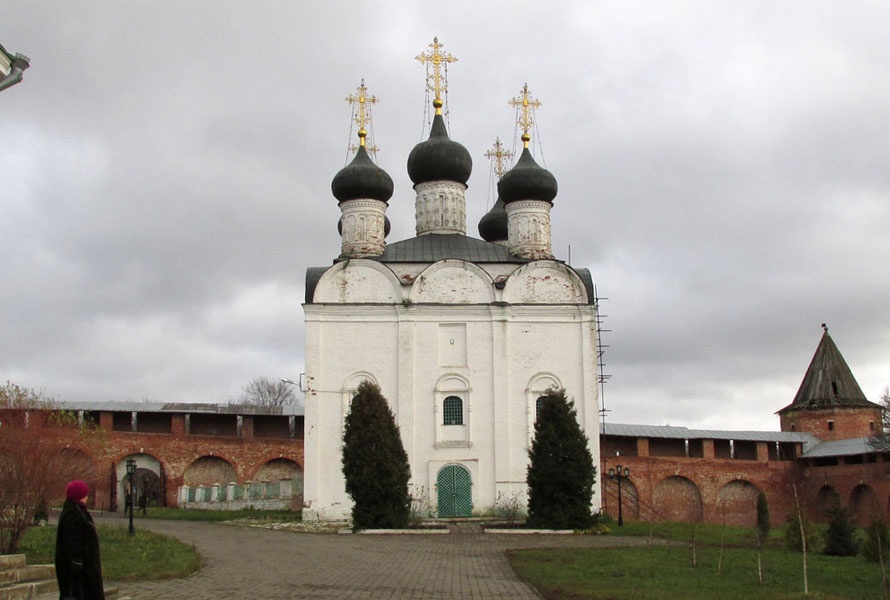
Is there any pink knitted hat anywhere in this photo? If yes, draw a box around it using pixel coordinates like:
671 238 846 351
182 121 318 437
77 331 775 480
65 480 89 501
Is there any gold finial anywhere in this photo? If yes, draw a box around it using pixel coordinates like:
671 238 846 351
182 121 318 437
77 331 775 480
509 83 542 149
346 79 379 152
484 137 513 180
416 37 458 116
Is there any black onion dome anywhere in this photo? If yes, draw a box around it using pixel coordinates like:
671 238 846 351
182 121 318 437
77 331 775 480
331 145 394 203
407 113 472 185
478 197 508 242
497 147 557 204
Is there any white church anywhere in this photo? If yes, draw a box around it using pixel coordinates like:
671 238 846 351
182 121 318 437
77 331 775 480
302 40 602 521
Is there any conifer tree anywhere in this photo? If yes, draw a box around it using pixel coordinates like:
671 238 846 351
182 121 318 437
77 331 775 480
526 388 595 529
755 492 771 585
341 381 410 529
822 506 858 556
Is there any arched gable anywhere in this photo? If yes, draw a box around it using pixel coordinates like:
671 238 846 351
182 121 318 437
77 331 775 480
502 260 587 304
409 259 495 304
313 259 402 303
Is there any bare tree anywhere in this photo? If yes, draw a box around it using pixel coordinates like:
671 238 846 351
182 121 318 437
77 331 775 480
238 376 298 407
0 382 97 554
869 387 890 452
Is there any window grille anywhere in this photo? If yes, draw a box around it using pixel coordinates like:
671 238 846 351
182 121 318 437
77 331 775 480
443 396 463 425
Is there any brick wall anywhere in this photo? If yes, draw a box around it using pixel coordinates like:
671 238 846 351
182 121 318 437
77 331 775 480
25 409 303 511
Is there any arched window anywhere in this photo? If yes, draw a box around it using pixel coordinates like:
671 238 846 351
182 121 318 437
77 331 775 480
443 396 463 426
535 396 547 423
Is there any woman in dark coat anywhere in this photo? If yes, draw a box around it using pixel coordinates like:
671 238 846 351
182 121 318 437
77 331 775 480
55 480 105 600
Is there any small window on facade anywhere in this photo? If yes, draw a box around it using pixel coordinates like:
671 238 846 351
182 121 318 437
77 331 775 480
535 396 547 422
828 420 835 431
443 396 463 426
831 382 839 396
870 421 876 431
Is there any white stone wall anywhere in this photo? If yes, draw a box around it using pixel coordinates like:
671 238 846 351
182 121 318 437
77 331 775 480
302 258 601 521
414 180 467 235
339 198 387 258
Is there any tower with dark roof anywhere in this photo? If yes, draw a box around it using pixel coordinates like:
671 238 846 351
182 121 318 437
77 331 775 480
777 325 882 441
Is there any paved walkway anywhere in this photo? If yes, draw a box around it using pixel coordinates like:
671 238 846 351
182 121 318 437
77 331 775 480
78 517 657 599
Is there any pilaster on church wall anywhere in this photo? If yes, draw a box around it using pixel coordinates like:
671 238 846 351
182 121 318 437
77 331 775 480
414 180 467 235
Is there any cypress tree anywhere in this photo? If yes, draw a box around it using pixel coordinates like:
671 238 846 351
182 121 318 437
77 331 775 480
823 506 858 557
526 388 595 529
341 381 410 529
756 492 771 543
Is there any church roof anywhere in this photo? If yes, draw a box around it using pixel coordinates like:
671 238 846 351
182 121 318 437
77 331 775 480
374 234 526 263
304 234 597 304
777 328 880 414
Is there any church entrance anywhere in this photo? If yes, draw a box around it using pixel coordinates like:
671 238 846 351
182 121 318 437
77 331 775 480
437 464 472 518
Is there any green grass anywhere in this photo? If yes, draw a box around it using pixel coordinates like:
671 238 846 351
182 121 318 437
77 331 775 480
19 525 200 582
508 520 889 599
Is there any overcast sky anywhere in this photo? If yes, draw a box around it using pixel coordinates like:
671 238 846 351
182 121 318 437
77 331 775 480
2 2 888 431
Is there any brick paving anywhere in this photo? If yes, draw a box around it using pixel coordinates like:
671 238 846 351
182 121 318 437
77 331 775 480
60 517 659 600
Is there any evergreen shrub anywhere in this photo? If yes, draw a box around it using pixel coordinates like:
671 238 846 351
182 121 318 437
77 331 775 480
526 388 595 529
341 381 410 529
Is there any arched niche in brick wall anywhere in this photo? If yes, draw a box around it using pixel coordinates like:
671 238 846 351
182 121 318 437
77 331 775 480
817 485 841 517
183 455 237 486
653 476 703 522
716 480 760 527
850 484 879 524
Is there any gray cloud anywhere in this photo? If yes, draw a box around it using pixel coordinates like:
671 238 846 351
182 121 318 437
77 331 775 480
2 1 888 429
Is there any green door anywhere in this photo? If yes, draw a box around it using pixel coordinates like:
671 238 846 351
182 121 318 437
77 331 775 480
437 464 472 517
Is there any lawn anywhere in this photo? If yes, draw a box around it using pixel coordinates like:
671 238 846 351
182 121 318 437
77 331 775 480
508 520 889 599
19 524 200 582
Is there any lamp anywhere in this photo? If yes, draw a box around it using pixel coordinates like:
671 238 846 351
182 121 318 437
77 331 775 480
608 464 631 527
126 458 136 536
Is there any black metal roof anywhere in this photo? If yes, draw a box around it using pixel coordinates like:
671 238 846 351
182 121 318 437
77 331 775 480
777 329 880 413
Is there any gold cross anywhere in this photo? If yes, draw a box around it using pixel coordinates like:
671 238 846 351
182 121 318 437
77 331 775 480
345 79 378 150
415 37 458 115
484 137 513 180
508 83 542 148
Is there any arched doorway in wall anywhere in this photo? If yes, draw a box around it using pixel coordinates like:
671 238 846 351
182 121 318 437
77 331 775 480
437 464 472 518
716 480 760 527
255 458 303 508
817 485 841 517
115 453 163 512
851 484 879 524
653 476 703 522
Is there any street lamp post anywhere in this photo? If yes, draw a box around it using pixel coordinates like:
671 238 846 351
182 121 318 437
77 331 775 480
126 459 136 536
608 464 631 527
